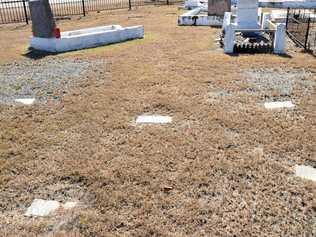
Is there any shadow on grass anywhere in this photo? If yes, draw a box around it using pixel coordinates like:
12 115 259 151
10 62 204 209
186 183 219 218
23 48 57 60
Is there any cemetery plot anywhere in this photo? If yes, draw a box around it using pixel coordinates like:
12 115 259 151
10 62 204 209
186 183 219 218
0 5 315 237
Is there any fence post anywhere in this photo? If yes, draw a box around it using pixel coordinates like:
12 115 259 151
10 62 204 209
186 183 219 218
304 17 311 50
286 7 290 30
22 0 28 24
128 0 131 10
82 0 86 16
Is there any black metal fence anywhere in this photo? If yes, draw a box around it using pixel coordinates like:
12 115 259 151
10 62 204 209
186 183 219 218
0 0 179 24
286 8 316 54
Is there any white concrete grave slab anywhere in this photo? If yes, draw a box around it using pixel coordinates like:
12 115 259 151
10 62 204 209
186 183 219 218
31 25 144 53
295 165 316 182
136 115 172 124
25 199 60 217
264 101 295 109
15 98 35 105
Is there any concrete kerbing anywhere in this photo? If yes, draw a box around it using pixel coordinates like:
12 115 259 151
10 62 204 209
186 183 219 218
30 25 144 53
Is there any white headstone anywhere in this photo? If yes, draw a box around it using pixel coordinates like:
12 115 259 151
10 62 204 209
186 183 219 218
237 0 260 29
15 98 35 105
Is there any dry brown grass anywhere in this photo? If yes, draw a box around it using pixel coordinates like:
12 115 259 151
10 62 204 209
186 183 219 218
0 5 315 237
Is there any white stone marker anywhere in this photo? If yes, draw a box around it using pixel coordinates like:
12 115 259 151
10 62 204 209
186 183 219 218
237 0 260 29
15 98 35 105
264 101 295 109
295 165 316 182
25 199 60 217
136 115 172 124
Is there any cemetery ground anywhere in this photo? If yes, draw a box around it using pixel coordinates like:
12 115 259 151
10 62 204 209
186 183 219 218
0 5 316 237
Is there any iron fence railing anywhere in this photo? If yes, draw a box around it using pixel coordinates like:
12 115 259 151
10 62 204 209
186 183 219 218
286 8 316 54
0 0 181 24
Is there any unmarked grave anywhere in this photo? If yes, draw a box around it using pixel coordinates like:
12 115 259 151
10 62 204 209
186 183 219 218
136 115 172 124
264 101 295 109
295 165 316 182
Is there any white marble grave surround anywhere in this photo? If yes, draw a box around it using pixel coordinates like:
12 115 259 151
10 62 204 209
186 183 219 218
31 25 144 53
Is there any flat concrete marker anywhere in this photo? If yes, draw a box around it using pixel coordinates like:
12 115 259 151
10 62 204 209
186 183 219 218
264 101 295 109
25 199 60 217
295 165 316 182
15 98 35 105
136 115 172 124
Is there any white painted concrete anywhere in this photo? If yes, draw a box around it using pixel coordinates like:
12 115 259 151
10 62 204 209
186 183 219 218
63 201 77 209
30 25 144 53
264 101 295 109
184 0 208 10
237 0 260 29
178 8 223 26
15 98 35 105
295 165 316 182
136 115 172 124
274 23 286 54
25 199 60 217
224 24 235 53
259 0 316 9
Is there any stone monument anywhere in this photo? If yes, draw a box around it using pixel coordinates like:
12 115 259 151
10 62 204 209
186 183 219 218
29 0 56 38
208 0 231 16
236 0 260 29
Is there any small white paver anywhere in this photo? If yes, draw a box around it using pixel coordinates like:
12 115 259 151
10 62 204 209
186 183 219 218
264 101 295 109
136 115 172 124
295 165 316 182
15 98 35 105
63 201 78 209
25 199 60 217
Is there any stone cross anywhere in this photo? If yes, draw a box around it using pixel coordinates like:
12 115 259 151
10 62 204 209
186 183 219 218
208 0 231 16
29 0 56 38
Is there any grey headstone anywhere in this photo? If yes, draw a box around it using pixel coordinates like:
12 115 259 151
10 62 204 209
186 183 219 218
208 0 231 16
29 0 56 38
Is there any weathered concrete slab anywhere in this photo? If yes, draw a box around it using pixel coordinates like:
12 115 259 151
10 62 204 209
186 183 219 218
295 165 316 182
136 115 172 124
264 101 295 109
208 0 231 16
25 199 60 217
29 0 56 38
15 98 35 105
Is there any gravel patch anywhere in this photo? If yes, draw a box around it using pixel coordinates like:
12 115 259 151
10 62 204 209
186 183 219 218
244 68 314 99
0 58 104 105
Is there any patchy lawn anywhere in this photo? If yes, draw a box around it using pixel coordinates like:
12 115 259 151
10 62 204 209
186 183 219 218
0 5 315 237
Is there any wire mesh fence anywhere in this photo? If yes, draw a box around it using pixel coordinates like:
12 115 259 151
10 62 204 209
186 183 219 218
0 0 181 24
286 8 316 55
